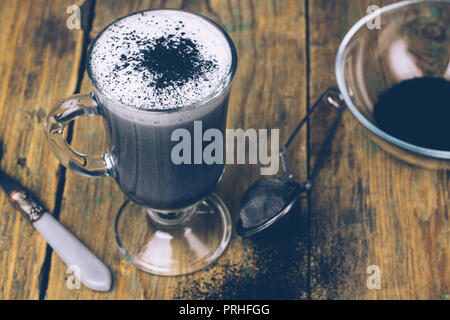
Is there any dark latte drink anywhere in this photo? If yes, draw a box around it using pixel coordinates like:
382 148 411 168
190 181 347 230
88 10 234 210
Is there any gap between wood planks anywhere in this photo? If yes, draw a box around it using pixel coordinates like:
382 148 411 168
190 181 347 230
38 0 97 300
304 0 312 301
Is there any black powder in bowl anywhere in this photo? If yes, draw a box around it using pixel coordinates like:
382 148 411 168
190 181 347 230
373 77 450 152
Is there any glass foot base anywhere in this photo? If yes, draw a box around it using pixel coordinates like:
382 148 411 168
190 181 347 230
114 193 232 276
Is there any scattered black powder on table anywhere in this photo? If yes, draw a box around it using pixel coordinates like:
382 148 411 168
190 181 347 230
173 201 312 299
373 77 450 151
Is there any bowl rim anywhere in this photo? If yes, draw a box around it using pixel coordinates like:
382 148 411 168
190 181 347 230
335 0 450 160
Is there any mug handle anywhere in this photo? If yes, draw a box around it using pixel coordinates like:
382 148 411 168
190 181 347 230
45 93 114 177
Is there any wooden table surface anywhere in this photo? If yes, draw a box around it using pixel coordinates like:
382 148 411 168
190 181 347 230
0 0 448 300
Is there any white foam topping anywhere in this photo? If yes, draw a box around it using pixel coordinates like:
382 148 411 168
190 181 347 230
90 10 232 110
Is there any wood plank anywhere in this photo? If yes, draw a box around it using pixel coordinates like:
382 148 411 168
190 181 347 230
308 0 449 299
0 0 85 299
45 0 309 299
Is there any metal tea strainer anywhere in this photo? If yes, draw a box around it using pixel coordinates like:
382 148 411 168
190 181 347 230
237 88 345 237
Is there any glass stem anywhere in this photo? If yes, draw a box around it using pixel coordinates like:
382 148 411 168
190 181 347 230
146 206 197 228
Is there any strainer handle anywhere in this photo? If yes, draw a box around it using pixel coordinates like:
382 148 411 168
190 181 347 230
282 87 345 184
308 97 345 182
308 88 346 182
284 87 345 150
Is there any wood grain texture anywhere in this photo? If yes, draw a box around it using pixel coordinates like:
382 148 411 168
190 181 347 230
0 0 85 299
45 0 309 299
308 0 449 299
2 0 448 300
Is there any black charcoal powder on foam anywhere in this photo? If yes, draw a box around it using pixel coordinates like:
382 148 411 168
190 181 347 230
90 10 232 110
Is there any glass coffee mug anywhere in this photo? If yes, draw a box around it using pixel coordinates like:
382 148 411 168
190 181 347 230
46 10 238 275
336 0 450 170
